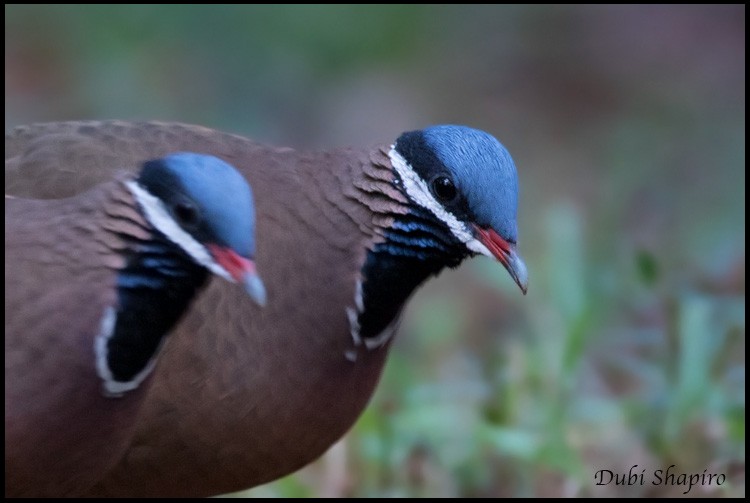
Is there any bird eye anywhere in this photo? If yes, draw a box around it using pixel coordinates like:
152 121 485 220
174 201 199 227
431 176 458 203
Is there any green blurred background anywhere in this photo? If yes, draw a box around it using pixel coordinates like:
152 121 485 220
5 4 744 497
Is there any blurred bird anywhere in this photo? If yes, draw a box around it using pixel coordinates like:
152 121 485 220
4 152 264 497
5 121 526 496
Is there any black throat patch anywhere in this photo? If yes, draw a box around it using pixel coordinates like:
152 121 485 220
355 203 467 344
103 232 209 385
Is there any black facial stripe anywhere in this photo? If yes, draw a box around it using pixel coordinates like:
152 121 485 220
394 130 473 221
138 159 184 205
137 159 222 249
395 130 447 182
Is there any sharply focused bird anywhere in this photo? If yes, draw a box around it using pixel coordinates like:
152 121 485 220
5 121 527 497
4 152 265 497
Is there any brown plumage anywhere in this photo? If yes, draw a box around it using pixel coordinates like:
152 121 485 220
5 120 526 497
5 182 151 497
5 148 264 497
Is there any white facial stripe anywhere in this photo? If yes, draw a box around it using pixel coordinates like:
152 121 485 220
94 306 161 397
125 180 232 282
466 237 494 258
388 147 475 244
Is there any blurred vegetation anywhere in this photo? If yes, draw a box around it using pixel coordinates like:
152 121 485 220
6 4 744 497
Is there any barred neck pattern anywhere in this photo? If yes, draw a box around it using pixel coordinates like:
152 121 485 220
348 149 469 344
95 181 210 389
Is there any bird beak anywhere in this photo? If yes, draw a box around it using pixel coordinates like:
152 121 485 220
472 225 528 295
206 244 267 306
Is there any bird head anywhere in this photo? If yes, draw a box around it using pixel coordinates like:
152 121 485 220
390 125 527 294
130 152 266 305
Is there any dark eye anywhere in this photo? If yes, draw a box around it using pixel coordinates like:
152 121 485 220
431 176 458 203
174 201 199 227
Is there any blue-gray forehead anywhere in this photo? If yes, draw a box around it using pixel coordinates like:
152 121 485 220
162 153 249 197
163 152 256 245
422 126 519 235
421 125 517 184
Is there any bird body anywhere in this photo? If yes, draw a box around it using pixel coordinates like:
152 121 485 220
6 181 148 497
5 121 526 497
4 152 263 497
